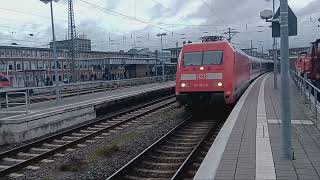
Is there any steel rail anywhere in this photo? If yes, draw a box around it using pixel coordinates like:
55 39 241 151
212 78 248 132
107 118 220 180
0 95 176 177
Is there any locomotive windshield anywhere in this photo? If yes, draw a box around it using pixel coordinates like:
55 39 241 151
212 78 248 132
203 51 223 65
183 52 203 66
183 51 223 66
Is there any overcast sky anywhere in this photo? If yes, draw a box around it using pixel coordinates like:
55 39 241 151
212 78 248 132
0 0 319 52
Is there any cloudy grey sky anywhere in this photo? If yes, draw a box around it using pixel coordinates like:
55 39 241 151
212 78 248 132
0 0 318 52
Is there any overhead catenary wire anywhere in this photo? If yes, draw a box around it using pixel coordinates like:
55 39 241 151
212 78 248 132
0 7 67 22
78 0 171 33
2 0 313 51
199 0 242 44
199 0 228 28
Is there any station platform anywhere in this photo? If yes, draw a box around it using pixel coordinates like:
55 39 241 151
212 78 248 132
0 81 174 119
0 81 174 145
195 73 320 180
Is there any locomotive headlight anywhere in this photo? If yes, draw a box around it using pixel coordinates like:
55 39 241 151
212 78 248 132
217 82 223 87
181 83 186 88
200 66 204 71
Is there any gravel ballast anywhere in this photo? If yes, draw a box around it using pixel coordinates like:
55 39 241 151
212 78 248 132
13 103 188 180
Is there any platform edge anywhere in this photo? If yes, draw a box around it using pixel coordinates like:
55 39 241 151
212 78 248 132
193 74 266 180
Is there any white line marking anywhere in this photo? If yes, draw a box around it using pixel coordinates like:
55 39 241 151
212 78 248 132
268 119 313 125
256 74 276 180
193 75 266 180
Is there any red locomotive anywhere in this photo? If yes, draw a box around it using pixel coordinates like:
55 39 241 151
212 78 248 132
176 36 272 108
295 52 311 77
295 39 320 87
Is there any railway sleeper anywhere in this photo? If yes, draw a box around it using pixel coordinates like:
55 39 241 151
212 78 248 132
53 139 73 143
124 175 168 180
17 152 39 157
79 130 96 133
169 137 202 142
132 167 176 178
42 143 63 148
0 165 11 169
94 125 108 128
165 140 196 146
100 122 114 126
142 160 181 167
175 131 205 135
149 154 186 161
87 127 104 131
159 145 194 150
3 157 26 163
173 134 203 139
71 133 87 136
30 147 51 152
154 149 191 155
139 162 181 171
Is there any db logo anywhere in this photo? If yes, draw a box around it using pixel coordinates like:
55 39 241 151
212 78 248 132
197 74 206 79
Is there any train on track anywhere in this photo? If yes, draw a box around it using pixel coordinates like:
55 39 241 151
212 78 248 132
176 36 273 109
295 39 320 87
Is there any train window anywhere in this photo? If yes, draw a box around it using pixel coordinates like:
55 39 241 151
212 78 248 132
203 51 223 65
183 52 202 66
251 61 261 70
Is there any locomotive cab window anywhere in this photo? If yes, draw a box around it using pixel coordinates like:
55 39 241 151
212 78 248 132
183 51 223 66
183 52 202 66
203 51 223 65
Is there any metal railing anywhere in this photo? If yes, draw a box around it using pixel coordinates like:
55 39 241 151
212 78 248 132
291 70 319 120
1 92 30 114
0 74 176 114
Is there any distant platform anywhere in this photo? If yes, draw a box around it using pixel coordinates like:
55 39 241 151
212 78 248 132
195 74 320 180
0 81 175 145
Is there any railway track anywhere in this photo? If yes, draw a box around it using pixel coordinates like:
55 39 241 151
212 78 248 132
107 117 224 180
0 95 176 178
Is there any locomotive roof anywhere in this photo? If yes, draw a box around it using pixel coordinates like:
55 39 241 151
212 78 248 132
182 41 233 51
183 40 230 46
182 41 272 63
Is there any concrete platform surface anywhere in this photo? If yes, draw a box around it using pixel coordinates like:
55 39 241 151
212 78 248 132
195 74 320 180
0 81 174 120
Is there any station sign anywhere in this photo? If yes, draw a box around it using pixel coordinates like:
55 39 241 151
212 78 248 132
272 5 297 37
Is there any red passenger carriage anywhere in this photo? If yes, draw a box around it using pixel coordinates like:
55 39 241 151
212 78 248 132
0 73 11 88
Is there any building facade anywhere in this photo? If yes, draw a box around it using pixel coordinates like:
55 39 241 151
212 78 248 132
163 47 182 63
49 38 91 52
0 45 157 87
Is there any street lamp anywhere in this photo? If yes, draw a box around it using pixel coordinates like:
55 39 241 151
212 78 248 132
156 33 167 82
40 0 60 102
156 33 167 52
